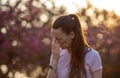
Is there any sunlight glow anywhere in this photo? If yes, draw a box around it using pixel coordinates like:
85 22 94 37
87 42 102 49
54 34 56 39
90 0 120 15
54 0 120 15
54 0 87 13
1 0 120 15
1 0 7 5
2 0 120 15
86 8 94 17
45 1 53 9
66 5 78 13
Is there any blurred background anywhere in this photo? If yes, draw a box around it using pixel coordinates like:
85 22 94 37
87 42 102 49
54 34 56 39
0 0 120 78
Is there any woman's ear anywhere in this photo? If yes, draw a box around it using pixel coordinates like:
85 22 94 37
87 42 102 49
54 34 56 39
69 31 75 39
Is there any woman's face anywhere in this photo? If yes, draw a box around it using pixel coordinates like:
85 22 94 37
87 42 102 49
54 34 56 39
51 28 74 49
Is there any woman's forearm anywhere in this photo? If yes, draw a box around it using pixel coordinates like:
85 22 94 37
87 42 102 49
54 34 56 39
46 69 57 78
92 69 102 78
46 59 58 78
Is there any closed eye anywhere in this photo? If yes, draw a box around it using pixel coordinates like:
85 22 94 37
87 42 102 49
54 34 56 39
56 38 62 41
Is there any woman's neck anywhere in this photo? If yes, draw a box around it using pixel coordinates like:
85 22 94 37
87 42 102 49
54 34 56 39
67 47 72 53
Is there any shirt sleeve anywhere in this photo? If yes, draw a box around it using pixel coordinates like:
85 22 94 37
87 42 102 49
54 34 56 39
89 51 103 73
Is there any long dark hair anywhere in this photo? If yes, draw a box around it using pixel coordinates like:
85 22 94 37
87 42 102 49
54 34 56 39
52 14 89 78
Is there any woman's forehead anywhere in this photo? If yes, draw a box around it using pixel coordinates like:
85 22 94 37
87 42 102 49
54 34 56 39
51 28 66 37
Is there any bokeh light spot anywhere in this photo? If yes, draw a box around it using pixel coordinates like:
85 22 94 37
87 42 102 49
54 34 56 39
1 27 7 34
0 64 8 74
11 40 18 47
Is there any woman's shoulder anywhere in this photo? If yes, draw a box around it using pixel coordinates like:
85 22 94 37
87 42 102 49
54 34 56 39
85 48 103 72
86 48 100 56
85 48 101 62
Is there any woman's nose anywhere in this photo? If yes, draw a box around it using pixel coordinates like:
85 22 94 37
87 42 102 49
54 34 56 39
57 40 62 44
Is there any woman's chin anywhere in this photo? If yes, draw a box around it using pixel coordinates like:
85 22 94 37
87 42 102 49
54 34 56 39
60 46 66 49
61 47 67 49
61 47 65 49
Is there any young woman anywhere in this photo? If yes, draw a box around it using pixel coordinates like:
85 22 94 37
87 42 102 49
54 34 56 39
46 14 102 78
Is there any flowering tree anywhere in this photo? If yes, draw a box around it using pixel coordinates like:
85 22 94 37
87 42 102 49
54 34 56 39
0 0 120 78
82 2 120 78
0 0 65 78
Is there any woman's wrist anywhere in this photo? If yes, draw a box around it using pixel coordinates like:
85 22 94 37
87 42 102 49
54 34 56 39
51 60 58 67
50 59 58 72
49 65 57 72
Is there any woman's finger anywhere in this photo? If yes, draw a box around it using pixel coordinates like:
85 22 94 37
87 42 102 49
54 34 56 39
51 38 60 60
